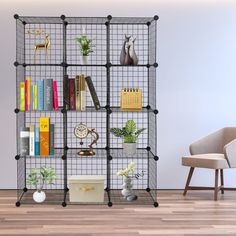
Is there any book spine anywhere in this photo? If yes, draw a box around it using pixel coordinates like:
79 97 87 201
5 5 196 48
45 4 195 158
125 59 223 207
63 75 70 110
80 74 86 111
19 82 25 111
85 76 101 110
37 80 43 111
34 84 38 110
35 126 40 156
25 79 28 111
69 79 75 110
40 117 50 156
75 76 80 111
30 85 34 110
49 124 54 156
20 127 30 156
53 80 59 110
44 79 53 111
29 124 35 156
27 77 31 111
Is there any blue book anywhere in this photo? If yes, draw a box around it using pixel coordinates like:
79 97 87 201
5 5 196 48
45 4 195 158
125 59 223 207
35 127 40 155
37 80 44 111
30 85 34 110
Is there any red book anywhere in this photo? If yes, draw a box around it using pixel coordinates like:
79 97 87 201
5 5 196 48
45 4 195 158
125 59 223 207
53 80 59 110
69 79 75 110
25 79 28 111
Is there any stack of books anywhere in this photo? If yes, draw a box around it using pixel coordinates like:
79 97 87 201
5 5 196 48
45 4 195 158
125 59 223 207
20 117 54 156
19 77 59 111
63 74 100 111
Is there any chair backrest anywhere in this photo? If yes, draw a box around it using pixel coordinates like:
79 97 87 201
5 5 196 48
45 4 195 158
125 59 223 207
223 127 236 147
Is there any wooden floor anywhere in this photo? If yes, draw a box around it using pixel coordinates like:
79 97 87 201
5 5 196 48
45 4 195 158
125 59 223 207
1 190 236 235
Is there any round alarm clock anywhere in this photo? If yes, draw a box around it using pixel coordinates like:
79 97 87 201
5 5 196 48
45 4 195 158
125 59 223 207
74 123 89 139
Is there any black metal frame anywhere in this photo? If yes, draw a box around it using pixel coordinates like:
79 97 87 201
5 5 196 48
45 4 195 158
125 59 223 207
14 14 159 207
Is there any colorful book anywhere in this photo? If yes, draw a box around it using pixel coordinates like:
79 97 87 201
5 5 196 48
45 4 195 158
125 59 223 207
34 84 38 110
20 127 30 156
75 76 80 111
80 74 86 111
19 82 25 111
37 80 44 111
30 85 34 110
27 76 31 111
44 79 53 111
69 78 75 110
53 80 59 110
29 124 35 156
40 117 50 156
63 75 70 110
25 79 28 111
35 126 40 155
85 76 101 110
49 124 54 156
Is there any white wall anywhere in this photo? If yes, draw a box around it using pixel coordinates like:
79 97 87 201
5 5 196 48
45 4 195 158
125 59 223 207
1 0 236 189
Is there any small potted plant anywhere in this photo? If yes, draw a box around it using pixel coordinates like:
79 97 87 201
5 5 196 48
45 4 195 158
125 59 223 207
27 167 57 203
110 120 145 156
75 35 94 64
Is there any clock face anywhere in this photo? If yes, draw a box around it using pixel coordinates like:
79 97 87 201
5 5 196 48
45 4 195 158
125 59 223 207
74 123 88 139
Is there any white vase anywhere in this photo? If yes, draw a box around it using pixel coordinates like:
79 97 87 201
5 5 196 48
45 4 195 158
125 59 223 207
121 176 133 198
80 55 90 65
33 190 46 203
123 143 136 156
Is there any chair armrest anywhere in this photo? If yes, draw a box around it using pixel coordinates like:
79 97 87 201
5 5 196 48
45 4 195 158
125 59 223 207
190 129 223 155
224 138 236 168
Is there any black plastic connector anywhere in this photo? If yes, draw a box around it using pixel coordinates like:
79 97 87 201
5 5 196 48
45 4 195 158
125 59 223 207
146 105 151 110
62 202 67 207
105 62 112 68
108 155 112 161
105 187 110 192
153 15 159 21
153 62 158 68
14 14 19 19
107 15 112 21
80 141 83 145
153 109 158 115
146 64 150 68
108 202 113 207
60 15 66 20
61 155 66 160
146 21 151 26
154 156 159 161
14 61 19 67
64 21 68 26
105 21 109 26
15 201 21 207
23 63 27 67
61 108 67 114
154 202 159 207
146 187 150 192
14 108 20 114
105 105 110 110
64 146 69 151
146 146 151 151
105 146 109 151
22 21 26 25
108 109 112 114
66 187 69 192
23 187 28 192
15 155 20 160
60 62 68 67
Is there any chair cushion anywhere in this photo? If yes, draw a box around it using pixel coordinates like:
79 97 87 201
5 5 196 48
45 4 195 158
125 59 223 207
182 153 229 169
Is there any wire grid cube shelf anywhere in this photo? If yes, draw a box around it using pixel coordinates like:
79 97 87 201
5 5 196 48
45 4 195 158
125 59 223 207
14 14 159 207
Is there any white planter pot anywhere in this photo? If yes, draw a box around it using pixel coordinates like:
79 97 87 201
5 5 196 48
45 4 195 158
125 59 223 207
80 55 90 65
123 143 136 156
33 190 46 203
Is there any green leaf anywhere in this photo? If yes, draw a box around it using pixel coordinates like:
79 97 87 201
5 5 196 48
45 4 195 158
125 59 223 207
125 120 136 134
124 135 137 143
110 128 124 138
135 128 146 137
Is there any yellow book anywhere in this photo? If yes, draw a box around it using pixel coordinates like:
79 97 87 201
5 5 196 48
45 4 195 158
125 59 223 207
19 82 25 111
40 117 50 156
34 84 38 110
27 76 31 109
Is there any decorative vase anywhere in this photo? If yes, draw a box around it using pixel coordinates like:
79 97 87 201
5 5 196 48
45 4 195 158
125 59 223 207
123 142 136 156
33 190 46 203
121 176 133 198
80 55 90 65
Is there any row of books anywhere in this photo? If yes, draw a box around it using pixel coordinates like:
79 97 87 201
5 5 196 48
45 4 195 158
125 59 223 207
63 74 101 111
19 77 59 111
20 117 54 156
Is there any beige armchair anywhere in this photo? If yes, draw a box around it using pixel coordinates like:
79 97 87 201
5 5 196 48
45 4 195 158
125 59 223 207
182 127 236 200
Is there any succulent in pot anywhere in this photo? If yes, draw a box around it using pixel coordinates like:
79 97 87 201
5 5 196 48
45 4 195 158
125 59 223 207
27 167 57 203
110 120 146 156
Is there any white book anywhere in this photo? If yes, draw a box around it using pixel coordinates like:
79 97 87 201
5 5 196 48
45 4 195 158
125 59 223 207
29 124 35 156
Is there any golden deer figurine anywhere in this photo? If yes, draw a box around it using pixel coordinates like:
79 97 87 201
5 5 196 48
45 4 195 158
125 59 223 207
34 34 50 63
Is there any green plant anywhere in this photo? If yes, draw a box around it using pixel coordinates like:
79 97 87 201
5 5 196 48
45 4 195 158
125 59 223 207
27 167 57 191
110 120 146 143
75 35 94 56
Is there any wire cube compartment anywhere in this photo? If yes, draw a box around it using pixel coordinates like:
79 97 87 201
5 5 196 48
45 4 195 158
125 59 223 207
15 15 159 207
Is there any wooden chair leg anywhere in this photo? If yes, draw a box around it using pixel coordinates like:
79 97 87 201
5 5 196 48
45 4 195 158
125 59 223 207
220 169 224 194
183 167 194 196
214 169 219 201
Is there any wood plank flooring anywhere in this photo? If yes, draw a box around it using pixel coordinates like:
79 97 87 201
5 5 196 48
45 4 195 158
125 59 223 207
1 190 236 235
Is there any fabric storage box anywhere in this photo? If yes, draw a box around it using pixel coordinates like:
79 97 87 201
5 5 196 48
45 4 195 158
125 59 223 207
68 175 105 203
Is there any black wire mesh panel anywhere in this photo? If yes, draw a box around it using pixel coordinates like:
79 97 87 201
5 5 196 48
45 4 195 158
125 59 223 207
110 112 148 149
17 155 64 204
109 149 156 205
148 21 157 65
149 67 156 109
110 67 148 108
67 111 107 149
16 20 25 64
110 24 148 65
66 66 107 108
148 112 157 155
148 153 157 202
24 22 63 65
66 22 107 65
